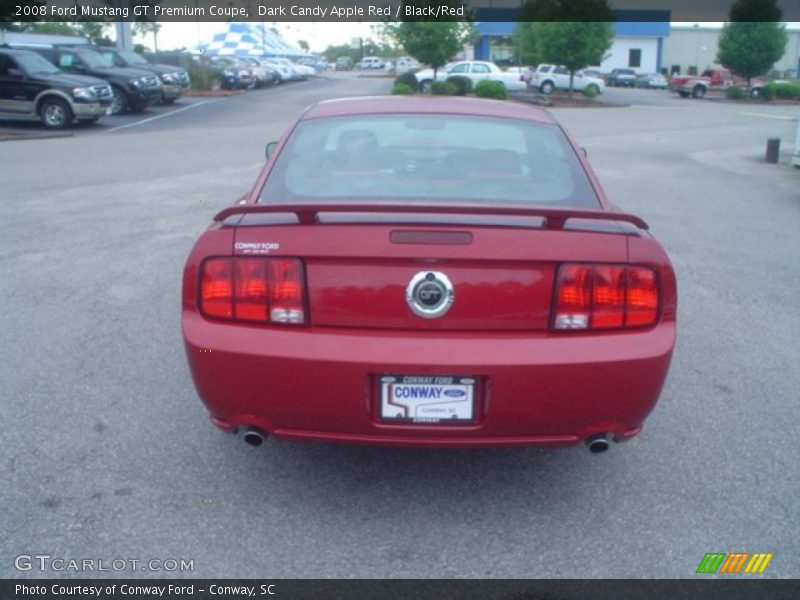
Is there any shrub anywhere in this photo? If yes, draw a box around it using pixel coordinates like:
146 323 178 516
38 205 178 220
769 81 800 99
474 79 507 100
430 81 456 95
391 83 415 95
187 62 217 90
394 71 418 92
762 82 776 100
446 75 472 96
582 84 599 98
725 85 745 99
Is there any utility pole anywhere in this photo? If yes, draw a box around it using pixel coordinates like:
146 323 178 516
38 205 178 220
792 104 800 168
115 22 133 50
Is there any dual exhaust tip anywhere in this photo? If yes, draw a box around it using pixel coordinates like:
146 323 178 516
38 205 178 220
239 426 613 453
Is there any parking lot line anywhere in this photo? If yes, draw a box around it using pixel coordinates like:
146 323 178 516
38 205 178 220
738 111 798 122
104 99 219 133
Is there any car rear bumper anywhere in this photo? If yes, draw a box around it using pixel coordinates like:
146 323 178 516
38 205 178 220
183 312 675 448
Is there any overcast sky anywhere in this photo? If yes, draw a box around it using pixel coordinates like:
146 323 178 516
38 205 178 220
144 21 800 54
147 22 377 53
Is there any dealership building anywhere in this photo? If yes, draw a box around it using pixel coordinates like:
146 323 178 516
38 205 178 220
472 10 671 73
472 11 800 77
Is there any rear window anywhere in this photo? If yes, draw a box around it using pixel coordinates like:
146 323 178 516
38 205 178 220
259 114 599 208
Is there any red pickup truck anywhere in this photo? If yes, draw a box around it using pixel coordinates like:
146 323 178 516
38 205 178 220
669 68 765 99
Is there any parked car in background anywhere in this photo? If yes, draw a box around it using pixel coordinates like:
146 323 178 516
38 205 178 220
336 56 353 70
635 73 668 89
260 58 292 83
292 62 316 79
211 57 256 90
182 96 677 452
239 57 278 87
0 47 112 128
416 61 526 92
270 58 305 81
607 68 637 87
26 46 161 115
359 56 385 69
95 47 190 104
394 56 421 75
527 64 605 95
669 68 765 99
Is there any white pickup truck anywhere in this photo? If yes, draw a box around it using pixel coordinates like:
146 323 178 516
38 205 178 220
524 64 605 95
414 61 527 92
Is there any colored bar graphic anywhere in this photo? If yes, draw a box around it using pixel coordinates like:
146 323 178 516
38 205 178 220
698 552 773 574
697 553 726 573
719 553 749 573
744 553 774 574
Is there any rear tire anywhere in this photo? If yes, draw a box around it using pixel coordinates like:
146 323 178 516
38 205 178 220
692 85 706 99
749 87 762 99
39 97 72 129
539 81 555 95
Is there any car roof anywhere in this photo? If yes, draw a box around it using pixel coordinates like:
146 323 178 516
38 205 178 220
303 96 557 125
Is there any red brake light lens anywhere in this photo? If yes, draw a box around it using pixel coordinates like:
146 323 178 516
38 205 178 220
200 257 306 325
554 265 592 330
553 264 658 331
267 258 306 324
626 266 658 326
200 258 233 319
234 258 268 321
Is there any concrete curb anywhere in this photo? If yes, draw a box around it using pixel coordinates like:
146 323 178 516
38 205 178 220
0 130 73 142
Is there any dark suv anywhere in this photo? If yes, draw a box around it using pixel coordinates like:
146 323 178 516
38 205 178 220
94 47 190 105
28 46 162 115
0 47 112 129
607 68 637 87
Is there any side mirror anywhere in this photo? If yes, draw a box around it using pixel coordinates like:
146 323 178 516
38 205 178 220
265 141 278 159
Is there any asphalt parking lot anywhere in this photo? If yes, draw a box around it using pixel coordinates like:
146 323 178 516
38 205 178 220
1 73 799 579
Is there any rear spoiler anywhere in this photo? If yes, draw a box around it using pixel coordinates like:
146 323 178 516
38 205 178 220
213 203 649 231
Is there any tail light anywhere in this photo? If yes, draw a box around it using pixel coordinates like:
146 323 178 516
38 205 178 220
553 264 658 331
200 257 306 325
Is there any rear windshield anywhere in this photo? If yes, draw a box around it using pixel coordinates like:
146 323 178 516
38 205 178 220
259 114 599 208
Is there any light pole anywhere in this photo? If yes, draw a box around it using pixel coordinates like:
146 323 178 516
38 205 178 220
792 105 800 168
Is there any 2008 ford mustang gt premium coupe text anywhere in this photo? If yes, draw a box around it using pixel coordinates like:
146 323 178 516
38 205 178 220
182 96 677 453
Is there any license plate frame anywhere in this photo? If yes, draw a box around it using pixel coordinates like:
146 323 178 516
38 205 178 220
377 375 477 425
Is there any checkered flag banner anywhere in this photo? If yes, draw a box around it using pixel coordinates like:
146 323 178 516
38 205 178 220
196 23 306 57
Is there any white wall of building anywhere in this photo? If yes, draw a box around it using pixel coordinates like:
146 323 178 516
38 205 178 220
664 27 800 76
593 37 659 73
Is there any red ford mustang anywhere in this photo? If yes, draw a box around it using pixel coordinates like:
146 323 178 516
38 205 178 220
182 96 677 452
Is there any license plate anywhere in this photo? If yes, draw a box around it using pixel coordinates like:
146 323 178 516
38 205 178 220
379 375 475 423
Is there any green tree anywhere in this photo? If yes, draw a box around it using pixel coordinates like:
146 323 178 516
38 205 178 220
389 2 473 79
74 22 113 46
516 0 614 97
511 22 540 66
133 22 162 52
717 0 787 92
297 40 310 52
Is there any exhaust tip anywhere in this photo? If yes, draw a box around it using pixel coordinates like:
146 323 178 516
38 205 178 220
240 426 266 447
585 434 610 454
